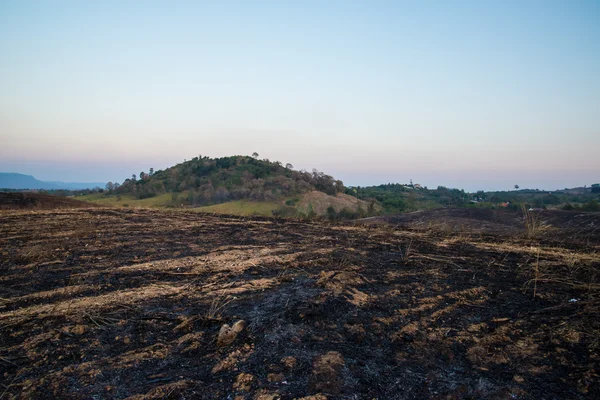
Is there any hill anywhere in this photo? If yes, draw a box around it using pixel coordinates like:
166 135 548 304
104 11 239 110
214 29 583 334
0 172 105 190
93 155 371 218
113 155 344 201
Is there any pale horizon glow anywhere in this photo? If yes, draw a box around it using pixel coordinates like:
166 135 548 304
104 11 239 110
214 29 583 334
1 1 599 192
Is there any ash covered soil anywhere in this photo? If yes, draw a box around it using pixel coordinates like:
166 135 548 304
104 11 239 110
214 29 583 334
1 208 599 399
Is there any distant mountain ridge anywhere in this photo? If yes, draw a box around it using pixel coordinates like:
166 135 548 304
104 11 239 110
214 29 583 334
0 173 105 190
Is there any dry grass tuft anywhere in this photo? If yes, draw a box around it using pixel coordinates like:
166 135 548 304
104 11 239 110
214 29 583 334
398 238 414 262
205 285 236 320
521 205 548 239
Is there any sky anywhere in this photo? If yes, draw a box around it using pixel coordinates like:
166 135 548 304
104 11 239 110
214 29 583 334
1 0 599 191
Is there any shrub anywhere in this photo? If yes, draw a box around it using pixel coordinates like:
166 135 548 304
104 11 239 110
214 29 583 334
581 199 599 211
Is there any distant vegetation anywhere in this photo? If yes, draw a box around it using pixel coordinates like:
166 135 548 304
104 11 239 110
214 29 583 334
345 183 600 215
470 187 600 212
4 156 598 218
347 183 468 213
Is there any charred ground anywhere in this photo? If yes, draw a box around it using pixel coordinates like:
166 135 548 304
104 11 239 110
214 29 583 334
0 192 95 210
1 207 599 399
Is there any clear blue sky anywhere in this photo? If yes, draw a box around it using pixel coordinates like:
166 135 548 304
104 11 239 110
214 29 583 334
1 0 599 191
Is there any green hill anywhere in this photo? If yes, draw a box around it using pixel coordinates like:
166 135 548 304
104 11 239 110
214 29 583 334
87 155 371 218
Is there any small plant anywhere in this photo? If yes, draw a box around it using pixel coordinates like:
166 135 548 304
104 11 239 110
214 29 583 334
521 205 545 238
398 238 414 262
206 286 235 320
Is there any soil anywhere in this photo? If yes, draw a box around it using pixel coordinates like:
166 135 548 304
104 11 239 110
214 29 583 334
1 207 599 399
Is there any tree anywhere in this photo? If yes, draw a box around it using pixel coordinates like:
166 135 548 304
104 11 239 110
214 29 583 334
105 182 114 192
514 184 520 190
131 174 136 181
364 201 374 215
252 152 259 159
149 168 154 176
285 163 293 170
215 186 230 202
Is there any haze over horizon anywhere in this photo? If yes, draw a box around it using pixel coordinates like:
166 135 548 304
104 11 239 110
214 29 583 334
1 1 599 192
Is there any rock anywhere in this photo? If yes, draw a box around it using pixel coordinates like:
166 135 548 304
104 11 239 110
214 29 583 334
217 320 246 347
308 351 345 394
233 372 255 392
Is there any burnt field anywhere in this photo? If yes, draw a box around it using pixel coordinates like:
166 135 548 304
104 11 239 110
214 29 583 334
0 192 95 211
359 208 600 245
1 208 599 399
